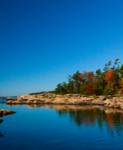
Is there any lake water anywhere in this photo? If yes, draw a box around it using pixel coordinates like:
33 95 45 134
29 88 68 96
0 104 123 150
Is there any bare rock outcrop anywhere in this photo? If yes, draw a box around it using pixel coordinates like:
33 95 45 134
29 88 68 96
6 93 123 110
0 109 15 117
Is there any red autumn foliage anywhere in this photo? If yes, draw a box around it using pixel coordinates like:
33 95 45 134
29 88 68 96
85 83 94 94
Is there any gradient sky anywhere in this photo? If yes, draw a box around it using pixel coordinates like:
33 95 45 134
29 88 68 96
0 0 123 96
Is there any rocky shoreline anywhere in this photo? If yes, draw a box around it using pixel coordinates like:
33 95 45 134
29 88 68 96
6 93 123 110
0 109 15 117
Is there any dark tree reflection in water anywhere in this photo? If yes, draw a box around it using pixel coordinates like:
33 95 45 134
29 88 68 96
0 119 4 138
54 105 123 136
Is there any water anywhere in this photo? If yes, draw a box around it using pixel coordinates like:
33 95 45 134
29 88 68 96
0 104 123 150
0 97 6 103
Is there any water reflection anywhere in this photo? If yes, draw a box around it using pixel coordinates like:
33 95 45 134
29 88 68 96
27 104 123 136
0 132 4 137
53 105 123 135
0 119 3 124
8 104 123 136
0 119 4 138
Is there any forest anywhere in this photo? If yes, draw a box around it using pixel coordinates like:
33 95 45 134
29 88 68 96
55 59 123 95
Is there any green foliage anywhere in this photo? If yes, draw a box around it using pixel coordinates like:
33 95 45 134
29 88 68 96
55 59 123 96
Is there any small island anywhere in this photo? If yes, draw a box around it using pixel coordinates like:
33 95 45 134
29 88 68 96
7 59 123 110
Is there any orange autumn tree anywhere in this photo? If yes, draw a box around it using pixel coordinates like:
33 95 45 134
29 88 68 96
103 70 115 95
104 70 114 81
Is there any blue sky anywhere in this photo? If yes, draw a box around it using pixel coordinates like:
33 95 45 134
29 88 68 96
0 0 123 96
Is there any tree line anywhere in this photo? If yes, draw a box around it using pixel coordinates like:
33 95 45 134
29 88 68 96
55 59 123 95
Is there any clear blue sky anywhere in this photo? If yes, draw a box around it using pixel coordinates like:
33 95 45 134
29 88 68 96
0 0 123 96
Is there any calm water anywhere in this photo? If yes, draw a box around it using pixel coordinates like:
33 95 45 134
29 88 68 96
0 104 123 150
